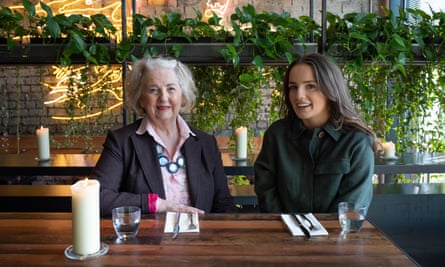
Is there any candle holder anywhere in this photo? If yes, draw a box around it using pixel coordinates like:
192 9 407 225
231 156 248 161
64 242 109 260
34 156 52 162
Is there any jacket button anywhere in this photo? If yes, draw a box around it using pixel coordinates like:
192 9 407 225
318 131 325 138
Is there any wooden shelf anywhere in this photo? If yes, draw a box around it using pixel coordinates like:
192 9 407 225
0 42 318 65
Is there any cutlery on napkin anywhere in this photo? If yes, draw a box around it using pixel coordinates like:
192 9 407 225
294 214 311 238
164 212 200 236
172 212 181 239
281 213 328 237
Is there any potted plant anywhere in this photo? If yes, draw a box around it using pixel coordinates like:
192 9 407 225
220 4 319 67
0 4 28 50
408 7 445 61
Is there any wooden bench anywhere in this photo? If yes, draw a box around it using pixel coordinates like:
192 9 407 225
0 185 71 212
0 184 256 212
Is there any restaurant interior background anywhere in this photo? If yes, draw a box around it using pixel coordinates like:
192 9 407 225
1 0 445 185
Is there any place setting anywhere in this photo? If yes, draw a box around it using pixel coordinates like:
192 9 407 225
281 213 328 239
164 212 200 239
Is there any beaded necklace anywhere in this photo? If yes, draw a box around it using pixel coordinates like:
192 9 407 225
155 143 185 174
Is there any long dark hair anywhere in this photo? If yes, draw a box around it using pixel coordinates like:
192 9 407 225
281 53 380 152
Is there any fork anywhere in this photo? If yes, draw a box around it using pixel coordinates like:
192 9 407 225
188 213 197 230
300 213 316 230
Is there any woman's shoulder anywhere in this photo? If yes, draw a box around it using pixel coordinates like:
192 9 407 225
340 129 374 149
107 120 141 137
343 129 373 141
264 118 295 136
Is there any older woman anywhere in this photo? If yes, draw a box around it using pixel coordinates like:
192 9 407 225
91 56 236 216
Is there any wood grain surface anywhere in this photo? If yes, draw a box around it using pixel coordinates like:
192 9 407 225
0 213 417 266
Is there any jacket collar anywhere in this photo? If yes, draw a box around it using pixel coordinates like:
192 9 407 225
135 115 196 139
130 132 166 198
290 118 342 142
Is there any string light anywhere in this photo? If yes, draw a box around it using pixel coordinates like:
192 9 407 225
204 0 231 19
10 0 125 35
51 103 122 120
9 0 227 123
42 65 123 121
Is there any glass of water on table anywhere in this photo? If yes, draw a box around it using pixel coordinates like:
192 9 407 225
112 206 141 240
338 202 367 234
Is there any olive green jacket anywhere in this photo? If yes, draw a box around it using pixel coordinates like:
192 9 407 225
254 118 374 213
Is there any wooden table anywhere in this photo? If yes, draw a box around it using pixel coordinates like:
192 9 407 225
3 152 445 180
0 213 417 266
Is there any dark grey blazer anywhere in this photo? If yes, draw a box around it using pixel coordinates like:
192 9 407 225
90 119 236 216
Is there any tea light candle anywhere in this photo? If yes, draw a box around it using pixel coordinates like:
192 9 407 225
71 179 101 255
235 126 247 159
36 126 50 160
382 141 396 158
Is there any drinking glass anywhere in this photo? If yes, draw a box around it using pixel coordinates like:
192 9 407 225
338 202 367 233
112 206 141 239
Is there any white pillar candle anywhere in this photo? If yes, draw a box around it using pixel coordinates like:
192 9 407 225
36 126 50 160
382 141 396 158
235 126 248 159
71 179 101 255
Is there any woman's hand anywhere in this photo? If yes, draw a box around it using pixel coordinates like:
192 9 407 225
157 198 205 214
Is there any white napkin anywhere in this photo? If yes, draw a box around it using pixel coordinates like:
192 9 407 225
281 213 328 237
164 212 200 233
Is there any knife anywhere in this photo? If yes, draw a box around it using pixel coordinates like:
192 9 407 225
294 214 311 239
172 212 181 239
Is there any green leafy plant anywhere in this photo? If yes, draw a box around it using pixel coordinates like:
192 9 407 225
327 7 445 153
2 1 445 157
35 1 117 66
408 7 445 61
229 175 250 186
220 4 319 68
0 2 29 49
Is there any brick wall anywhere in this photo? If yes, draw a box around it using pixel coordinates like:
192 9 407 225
0 65 123 137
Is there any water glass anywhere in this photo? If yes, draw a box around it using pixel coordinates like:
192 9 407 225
338 202 367 233
112 206 141 239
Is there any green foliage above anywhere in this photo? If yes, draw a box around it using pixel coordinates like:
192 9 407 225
1 1 445 152
326 7 445 152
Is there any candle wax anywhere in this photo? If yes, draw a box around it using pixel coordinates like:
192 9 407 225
36 126 50 160
235 127 248 159
382 142 396 158
71 179 101 255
